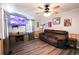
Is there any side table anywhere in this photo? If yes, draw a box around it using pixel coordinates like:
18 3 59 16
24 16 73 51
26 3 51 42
68 38 77 54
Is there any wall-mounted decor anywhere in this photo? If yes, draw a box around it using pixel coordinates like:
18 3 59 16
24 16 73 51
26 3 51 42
37 22 39 27
64 18 72 26
53 17 60 25
48 22 52 27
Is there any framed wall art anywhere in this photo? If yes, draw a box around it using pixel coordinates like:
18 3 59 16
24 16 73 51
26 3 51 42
48 21 52 27
37 22 39 27
64 18 72 26
53 17 60 25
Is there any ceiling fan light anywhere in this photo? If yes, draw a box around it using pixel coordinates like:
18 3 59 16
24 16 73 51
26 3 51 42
44 12 51 17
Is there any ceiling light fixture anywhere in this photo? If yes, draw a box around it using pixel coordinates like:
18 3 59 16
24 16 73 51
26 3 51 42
43 4 51 17
44 12 51 17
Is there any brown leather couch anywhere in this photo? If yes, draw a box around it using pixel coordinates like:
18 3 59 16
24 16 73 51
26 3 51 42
39 29 69 48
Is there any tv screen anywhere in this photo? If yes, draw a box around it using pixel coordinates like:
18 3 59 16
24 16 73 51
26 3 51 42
9 14 28 27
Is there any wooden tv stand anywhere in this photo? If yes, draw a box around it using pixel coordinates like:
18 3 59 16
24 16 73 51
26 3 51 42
9 32 28 52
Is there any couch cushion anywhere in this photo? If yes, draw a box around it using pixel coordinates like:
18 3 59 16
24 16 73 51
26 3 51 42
52 34 66 40
47 37 57 43
46 34 65 40
45 33 53 37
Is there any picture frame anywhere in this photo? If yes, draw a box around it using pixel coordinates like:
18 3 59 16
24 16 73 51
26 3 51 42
48 21 52 27
53 17 60 25
37 22 39 27
64 18 72 26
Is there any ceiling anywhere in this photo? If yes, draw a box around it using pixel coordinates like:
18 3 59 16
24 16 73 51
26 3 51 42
1 3 79 17
12 3 79 13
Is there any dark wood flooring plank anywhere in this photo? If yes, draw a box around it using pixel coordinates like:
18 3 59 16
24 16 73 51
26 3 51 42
24 44 49 55
13 39 45 53
12 39 79 55
38 46 56 55
15 44 48 55
48 48 63 55
14 41 48 55
59 49 71 55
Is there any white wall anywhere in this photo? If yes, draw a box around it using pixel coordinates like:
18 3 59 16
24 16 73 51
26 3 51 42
0 8 2 38
34 14 47 31
0 8 4 39
36 8 79 34
53 8 79 34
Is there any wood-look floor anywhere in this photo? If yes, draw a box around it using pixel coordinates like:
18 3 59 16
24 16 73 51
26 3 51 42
12 39 79 55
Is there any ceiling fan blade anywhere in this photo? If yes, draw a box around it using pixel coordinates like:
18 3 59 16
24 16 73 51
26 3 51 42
53 5 60 9
52 5 61 14
38 6 43 10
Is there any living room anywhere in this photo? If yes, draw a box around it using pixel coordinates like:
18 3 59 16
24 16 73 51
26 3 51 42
0 3 79 55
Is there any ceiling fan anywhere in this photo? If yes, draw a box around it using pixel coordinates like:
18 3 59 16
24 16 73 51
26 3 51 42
36 4 61 16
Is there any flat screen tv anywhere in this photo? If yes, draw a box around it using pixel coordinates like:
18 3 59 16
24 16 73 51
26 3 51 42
9 13 28 27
